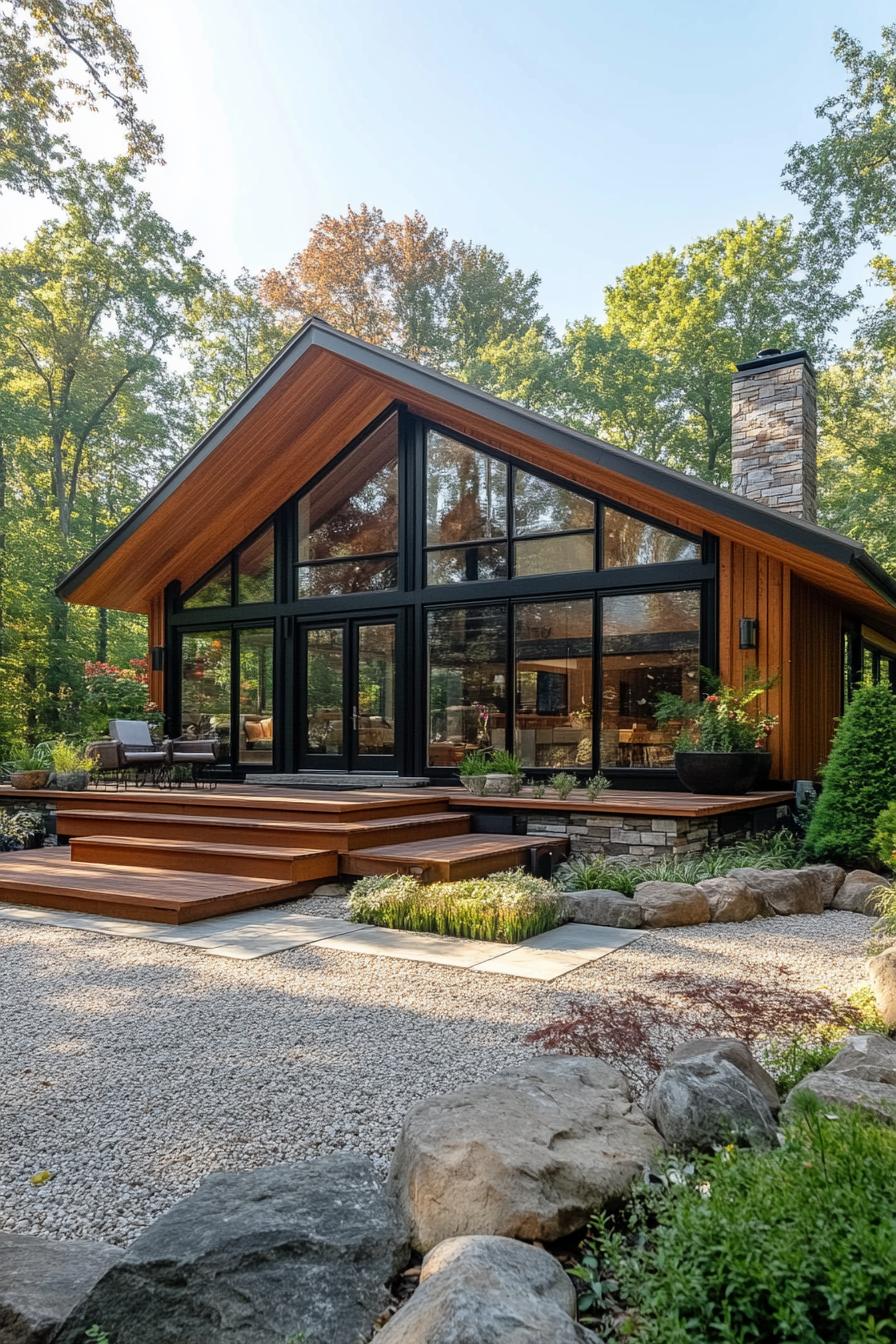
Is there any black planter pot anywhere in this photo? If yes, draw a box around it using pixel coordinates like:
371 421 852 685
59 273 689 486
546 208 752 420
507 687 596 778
673 751 762 796
752 751 772 787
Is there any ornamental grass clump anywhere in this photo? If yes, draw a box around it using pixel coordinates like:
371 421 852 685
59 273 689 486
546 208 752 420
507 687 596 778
556 831 804 895
805 682 896 865
572 1102 896 1341
348 869 565 943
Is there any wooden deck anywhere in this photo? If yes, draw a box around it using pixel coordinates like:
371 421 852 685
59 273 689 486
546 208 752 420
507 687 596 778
0 781 793 925
0 849 307 924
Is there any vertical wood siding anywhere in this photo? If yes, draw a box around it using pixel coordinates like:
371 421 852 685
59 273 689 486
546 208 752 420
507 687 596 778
789 577 842 780
148 594 165 711
718 539 790 779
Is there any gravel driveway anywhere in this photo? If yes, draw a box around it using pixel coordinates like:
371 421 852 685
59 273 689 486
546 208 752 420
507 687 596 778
0 903 872 1246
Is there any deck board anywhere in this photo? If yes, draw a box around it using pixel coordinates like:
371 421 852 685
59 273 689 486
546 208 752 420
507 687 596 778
342 833 568 881
0 849 308 923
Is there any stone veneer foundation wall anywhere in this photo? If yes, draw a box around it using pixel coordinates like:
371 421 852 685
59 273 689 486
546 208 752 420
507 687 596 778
523 806 792 861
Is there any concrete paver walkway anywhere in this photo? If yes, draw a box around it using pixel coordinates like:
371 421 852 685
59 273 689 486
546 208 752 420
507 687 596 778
0 900 642 979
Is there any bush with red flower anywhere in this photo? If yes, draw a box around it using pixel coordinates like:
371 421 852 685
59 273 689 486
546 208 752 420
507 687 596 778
82 660 163 739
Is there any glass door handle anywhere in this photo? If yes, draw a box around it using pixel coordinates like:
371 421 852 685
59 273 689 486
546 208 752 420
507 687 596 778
352 707 360 729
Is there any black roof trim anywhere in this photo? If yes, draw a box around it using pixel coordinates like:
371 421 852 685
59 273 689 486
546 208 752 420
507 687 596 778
56 319 896 611
734 348 814 375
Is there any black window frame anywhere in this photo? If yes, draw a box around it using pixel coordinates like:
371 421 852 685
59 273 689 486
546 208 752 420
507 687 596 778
167 403 718 780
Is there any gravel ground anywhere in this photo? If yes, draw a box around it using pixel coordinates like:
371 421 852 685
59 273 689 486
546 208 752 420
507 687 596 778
0 904 873 1247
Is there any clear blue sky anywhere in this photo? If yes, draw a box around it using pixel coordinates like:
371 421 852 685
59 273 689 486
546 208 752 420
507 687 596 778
6 0 894 327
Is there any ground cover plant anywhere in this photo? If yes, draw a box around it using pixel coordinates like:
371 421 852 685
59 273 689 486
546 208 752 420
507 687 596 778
572 1102 896 1342
805 682 896 865
526 965 872 1093
556 831 803 896
348 870 565 943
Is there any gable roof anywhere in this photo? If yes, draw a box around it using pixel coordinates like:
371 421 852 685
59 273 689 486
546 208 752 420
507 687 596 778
57 317 896 624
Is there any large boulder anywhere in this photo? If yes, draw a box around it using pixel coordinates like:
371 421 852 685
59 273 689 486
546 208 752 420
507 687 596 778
375 1235 600 1343
869 946 896 1028
668 1038 779 1112
632 881 710 928
644 1049 779 1150
387 1056 662 1252
694 877 763 923
727 867 825 916
0 1233 121 1344
565 889 642 928
801 864 846 907
58 1156 409 1344
783 1033 896 1125
831 870 889 915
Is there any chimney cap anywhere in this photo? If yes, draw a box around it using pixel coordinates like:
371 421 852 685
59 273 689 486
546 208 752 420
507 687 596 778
734 347 814 375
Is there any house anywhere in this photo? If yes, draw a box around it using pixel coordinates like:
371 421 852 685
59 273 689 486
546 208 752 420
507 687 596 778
58 325 896 789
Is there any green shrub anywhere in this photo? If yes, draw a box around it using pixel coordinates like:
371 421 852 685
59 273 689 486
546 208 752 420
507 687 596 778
48 739 94 775
873 800 896 872
573 1102 896 1341
348 869 565 943
556 831 804 895
457 749 492 778
805 682 896 865
550 771 576 799
585 773 612 800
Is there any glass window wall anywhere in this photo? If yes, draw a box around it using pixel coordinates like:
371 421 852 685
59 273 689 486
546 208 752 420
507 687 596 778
514 600 593 768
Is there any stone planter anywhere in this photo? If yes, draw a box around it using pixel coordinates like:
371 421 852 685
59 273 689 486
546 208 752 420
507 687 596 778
484 772 515 796
7 769 49 790
460 775 489 796
54 770 89 791
673 751 760 795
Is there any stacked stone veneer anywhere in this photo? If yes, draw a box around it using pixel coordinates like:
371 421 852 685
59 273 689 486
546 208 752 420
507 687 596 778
524 806 791 860
730 350 817 522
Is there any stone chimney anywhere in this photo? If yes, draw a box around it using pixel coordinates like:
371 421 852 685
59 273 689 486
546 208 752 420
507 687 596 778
731 348 817 522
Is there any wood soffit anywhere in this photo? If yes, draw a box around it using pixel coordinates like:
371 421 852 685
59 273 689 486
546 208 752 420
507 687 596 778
57 323 896 629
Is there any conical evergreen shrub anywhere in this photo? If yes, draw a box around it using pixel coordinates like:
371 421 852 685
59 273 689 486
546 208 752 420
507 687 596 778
805 682 896 864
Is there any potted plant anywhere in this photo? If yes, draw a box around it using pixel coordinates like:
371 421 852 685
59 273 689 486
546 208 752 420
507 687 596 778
458 749 492 794
3 745 51 791
49 740 94 791
484 749 525 796
656 670 779 795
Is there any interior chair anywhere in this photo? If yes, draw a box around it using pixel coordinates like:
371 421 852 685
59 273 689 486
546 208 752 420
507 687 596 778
108 719 169 786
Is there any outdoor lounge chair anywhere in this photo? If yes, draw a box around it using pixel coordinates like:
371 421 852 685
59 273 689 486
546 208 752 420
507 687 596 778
108 719 169 786
169 735 219 788
85 738 126 789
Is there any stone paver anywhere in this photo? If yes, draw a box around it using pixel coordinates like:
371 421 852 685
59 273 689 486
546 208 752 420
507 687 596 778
0 900 642 979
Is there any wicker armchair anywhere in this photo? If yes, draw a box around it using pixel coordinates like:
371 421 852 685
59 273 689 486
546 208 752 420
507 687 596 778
170 736 219 789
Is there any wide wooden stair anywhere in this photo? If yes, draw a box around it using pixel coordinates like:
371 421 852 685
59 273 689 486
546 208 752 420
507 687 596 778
0 788 568 924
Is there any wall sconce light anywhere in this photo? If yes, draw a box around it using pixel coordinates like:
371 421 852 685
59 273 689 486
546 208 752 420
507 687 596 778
739 617 758 651
151 645 166 672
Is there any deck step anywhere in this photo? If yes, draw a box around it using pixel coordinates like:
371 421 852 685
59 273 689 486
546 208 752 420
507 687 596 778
0 848 304 924
70 835 338 883
45 788 452 824
56 809 472 851
341 833 569 882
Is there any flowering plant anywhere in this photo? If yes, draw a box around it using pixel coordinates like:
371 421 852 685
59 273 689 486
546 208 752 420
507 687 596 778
655 667 778 754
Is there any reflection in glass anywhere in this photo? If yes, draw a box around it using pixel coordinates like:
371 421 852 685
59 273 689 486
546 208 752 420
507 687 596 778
237 527 275 604
603 507 700 567
601 590 701 767
297 557 398 597
427 606 507 767
184 563 231 609
514 600 593 768
238 627 274 765
426 431 507 544
305 627 344 755
357 623 396 757
181 631 231 753
427 543 508 585
514 534 594 578
513 469 594 535
297 414 398 593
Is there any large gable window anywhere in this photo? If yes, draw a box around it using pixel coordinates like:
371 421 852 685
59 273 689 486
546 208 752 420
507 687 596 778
603 507 700 567
297 413 398 596
424 430 597 584
182 524 275 610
